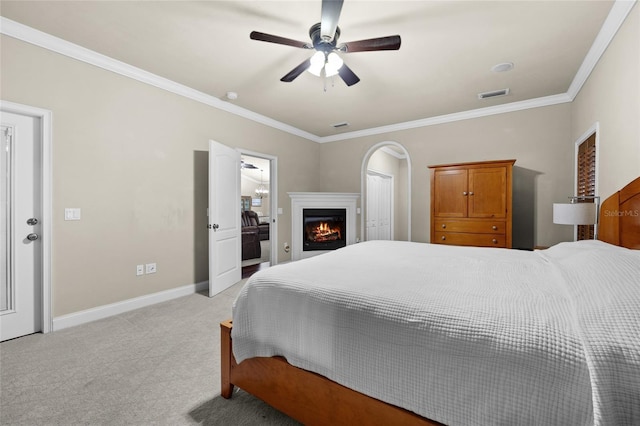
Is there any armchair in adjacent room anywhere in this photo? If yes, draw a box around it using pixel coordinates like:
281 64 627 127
241 211 262 260
243 210 269 241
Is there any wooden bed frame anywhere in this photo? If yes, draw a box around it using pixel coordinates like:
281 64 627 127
221 176 640 425
598 176 640 248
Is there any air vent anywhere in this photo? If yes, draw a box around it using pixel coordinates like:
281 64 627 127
332 122 349 128
477 88 510 100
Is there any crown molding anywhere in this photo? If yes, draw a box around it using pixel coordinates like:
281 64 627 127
566 0 637 100
0 17 320 143
317 93 573 143
1 0 635 144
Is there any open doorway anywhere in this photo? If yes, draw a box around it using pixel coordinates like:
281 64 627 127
361 142 411 242
240 152 277 277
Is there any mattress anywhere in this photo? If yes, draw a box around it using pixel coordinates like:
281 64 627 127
232 240 640 425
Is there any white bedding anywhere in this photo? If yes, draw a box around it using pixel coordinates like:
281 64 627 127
232 240 640 425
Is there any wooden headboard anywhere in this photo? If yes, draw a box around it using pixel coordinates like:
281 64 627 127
598 176 640 249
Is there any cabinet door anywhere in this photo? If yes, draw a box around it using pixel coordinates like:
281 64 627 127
433 169 468 217
468 167 507 218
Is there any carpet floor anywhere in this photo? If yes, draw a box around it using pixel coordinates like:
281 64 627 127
0 280 301 425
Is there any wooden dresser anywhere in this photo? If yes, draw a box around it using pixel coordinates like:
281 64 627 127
429 159 515 248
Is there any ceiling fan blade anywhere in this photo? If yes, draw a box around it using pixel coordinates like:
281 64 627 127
341 35 401 52
280 58 312 82
338 63 360 86
250 31 310 49
320 0 344 41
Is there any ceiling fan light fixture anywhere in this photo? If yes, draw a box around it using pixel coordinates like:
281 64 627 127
307 51 344 78
308 51 325 76
324 52 344 76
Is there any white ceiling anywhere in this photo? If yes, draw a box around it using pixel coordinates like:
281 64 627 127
0 1 621 139
241 154 270 184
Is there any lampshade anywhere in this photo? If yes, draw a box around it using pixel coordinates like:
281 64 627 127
553 202 597 225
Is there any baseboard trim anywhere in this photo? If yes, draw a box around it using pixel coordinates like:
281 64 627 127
52 281 209 331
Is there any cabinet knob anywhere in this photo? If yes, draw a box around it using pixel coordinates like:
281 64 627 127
492 239 498 244
441 224 446 229
463 191 468 196
441 236 446 241
469 191 474 196
492 225 498 230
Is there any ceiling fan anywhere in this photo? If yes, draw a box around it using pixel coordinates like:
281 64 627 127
249 0 401 87
241 159 258 169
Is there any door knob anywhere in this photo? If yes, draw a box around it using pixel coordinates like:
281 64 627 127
27 233 39 241
27 218 38 225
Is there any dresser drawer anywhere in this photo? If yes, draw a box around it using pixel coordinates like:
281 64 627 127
435 220 505 234
434 232 506 248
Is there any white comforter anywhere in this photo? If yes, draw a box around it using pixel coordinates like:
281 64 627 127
232 240 640 425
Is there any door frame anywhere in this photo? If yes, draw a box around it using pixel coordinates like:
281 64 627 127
1 100 52 334
238 149 278 266
360 141 411 242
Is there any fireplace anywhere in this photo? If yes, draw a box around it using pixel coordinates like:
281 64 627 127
289 192 359 260
303 208 346 251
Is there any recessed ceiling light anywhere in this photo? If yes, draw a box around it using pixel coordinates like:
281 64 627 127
225 91 238 100
491 62 514 73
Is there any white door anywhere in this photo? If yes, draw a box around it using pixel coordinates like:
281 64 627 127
378 175 392 240
366 174 379 240
366 172 393 241
1 112 42 341
208 140 241 297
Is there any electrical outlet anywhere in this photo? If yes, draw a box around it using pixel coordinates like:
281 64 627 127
145 263 157 274
136 265 144 276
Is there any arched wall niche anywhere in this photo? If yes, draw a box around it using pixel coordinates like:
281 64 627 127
360 141 412 242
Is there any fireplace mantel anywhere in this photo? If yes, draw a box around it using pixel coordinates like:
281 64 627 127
289 192 359 261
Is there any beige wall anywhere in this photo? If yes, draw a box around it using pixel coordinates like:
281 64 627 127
319 104 575 248
571 4 640 199
1 35 319 316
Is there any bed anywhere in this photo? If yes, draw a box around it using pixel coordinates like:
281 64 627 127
221 176 640 425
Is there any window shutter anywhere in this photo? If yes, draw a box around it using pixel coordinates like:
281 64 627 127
577 134 596 240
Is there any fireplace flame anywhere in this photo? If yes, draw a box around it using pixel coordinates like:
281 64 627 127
311 222 342 242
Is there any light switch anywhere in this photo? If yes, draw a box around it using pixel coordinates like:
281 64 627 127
278 208 283 215
64 208 81 221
